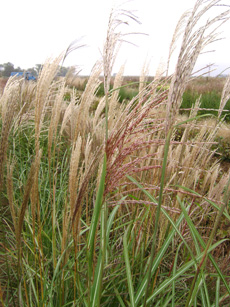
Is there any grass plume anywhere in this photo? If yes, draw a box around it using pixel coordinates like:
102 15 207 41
0 1 230 306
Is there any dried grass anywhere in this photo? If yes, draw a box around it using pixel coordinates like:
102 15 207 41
0 80 19 190
166 0 230 133
1 2 230 304
34 56 62 153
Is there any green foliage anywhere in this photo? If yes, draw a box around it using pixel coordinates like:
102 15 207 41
118 87 139 102
96 82 139 102
0 62 16 77
181 90 230 121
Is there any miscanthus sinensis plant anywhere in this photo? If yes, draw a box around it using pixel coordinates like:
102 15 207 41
0 1 230 306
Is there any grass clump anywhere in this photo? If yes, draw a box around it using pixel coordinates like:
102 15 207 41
1 1 230 306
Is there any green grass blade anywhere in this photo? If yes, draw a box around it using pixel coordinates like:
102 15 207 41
134 210 186 305
177 195 230 295
172 242 183 307
162 293 173 307
90 193 119 306
125 178 197 265
203 274 211 307
176 199 209 307
126 175 157 203
178 197 229 306
213 292 230 307
90 251 103 307
145 239 227 306
161 207 196 263
49 240 74 304
114 286 127 307
123 225 136 307
189 274 203 306
87 153 107 296
176 185 230 222
126 177 199 306
90 207 105 307
215 277 220 307
106 204 120 248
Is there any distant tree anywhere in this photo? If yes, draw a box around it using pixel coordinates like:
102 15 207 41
0 64 4 77
15 66 23 73
2 62 14 77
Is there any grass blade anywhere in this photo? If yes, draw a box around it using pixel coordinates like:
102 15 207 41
106 204 120 249
123 225 135 307
176 190 230 296
134 210 186 305
215 277 220 307
145 239 227 305
87 153 107 300
114 286 126 307
90 252 103 307
172 242 183 307
178 197 230 307
90 183 120 306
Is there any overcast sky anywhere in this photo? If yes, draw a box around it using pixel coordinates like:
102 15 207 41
1 0 230 76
